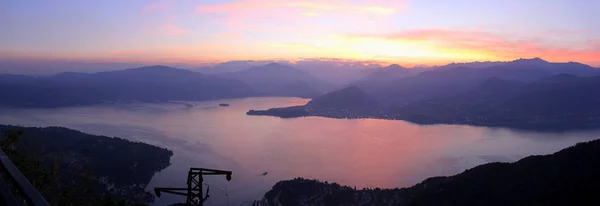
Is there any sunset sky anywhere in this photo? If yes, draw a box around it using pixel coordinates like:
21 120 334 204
2 0 600 66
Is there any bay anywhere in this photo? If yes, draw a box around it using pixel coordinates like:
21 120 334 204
0 97 598 205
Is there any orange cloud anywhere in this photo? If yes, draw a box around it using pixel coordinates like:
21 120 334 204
351 29 600 64
193 0 410 63
302 11 319 17
297 57 388 66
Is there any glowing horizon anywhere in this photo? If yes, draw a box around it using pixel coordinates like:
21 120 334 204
2 0 600 67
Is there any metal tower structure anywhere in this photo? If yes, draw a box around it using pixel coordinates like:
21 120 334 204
154 167 232 206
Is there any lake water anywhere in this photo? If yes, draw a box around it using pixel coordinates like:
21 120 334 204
1 97 599 205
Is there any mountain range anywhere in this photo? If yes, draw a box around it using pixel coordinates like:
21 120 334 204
356 57 600 106
247 58 600 130
3 57 600 129
199 60 380 87
0 65 255 107
395 74 600 130
220 63 334 98
195 60 268 74
352 64 417 91
0 63 336 107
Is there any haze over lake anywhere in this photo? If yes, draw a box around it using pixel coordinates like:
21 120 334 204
1 97 598 205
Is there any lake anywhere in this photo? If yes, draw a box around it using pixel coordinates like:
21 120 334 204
1 97 599 205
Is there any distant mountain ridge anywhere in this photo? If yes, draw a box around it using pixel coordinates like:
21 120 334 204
2 58 600 113
247 58 600 130
436 61 507 69
352 64 416 90
223 63 334 98
293 60 377 87
359 58 600 105
0 63 341 107
196 60 269 74
0 65 256 107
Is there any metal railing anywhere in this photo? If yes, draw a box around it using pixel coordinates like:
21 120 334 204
0 148 50 206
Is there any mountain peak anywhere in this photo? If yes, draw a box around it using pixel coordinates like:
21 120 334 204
138 65 173 69
253 62 297 71
100 65 196 77
512 57 549 64
385 64 406 70
126 65 187 72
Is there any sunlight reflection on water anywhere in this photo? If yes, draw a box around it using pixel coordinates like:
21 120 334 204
1 97 598 205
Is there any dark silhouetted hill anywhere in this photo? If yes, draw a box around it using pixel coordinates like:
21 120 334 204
396 75 600 130
307 86 375 109
0 125 173 204
261 139 600 206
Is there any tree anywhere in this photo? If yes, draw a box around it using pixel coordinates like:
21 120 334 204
1 128 143 206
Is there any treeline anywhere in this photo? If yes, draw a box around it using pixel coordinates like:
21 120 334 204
0 125 174 205
262 139 600 206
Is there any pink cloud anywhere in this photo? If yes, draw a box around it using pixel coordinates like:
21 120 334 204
158 24 190 36
587 40 600 51
196 0 407 33
140 0 172 15
142 15 190 36
197 0 401 14
542 29 591 36
138 1 189 37
212 32 244 40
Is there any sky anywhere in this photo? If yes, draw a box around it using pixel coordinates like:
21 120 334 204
1 0 600 66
